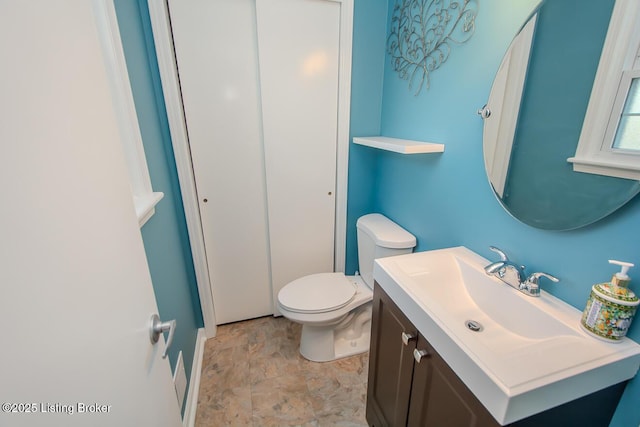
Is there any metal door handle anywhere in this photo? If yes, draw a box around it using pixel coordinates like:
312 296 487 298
413 348 429 363
401 332 416 346
149 314 176 359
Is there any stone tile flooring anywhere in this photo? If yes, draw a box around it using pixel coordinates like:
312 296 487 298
195 316 369 426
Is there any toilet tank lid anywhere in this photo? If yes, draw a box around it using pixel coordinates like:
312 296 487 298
356 213 416 249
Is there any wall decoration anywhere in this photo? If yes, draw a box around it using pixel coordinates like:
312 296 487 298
388 0 478 95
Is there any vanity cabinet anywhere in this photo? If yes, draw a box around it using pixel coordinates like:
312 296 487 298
366 284 498 427
366 283 627 427
406 333 500 426
366 282 418 426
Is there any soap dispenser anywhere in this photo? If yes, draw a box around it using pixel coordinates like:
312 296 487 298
580 260 639 342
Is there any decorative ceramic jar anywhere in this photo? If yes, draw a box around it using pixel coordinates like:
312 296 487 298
581 282 639 342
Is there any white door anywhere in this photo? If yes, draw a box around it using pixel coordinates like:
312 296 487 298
168 0 344 323
0 2 182 427
168 0 274 324
256 0 340 311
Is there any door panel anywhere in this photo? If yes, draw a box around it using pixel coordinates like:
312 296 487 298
367 284 418 426
256 0 340 310
407 336 500 427
168 0 273 324
0 2 181 425
168 0 342 322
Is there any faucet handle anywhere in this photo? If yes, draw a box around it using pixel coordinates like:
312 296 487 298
526 272 559 285
521 272 559 296
489 246 509 261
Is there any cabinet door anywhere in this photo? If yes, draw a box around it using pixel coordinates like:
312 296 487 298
367 284 418 426
407 335 500 427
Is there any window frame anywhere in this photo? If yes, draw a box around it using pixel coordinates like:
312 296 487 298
606 69 640 151
568 0 640 181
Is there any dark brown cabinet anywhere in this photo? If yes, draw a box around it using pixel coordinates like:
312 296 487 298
366 283 497 427
366 282 417 426
366 283 627 427
406 334 499 427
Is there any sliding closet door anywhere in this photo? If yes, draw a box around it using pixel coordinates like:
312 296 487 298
256 0 340 312
168 0 344 323
168 0 273 324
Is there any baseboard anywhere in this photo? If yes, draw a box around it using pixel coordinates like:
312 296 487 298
183 328 207 427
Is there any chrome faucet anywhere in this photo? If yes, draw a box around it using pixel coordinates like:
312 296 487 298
484 246 559 297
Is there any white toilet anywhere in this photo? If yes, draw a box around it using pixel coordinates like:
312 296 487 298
277 213 416 362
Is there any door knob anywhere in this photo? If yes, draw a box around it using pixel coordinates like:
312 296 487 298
149 314 176 359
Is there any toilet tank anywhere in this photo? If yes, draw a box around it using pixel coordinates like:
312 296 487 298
356 213 416 288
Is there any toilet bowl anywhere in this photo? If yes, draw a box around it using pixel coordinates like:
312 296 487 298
277 214 416 362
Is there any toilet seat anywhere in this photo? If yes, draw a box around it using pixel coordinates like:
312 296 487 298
278 272 356 314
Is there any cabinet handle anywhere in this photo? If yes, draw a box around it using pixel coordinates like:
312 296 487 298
402 332 416 346
413 348 429 363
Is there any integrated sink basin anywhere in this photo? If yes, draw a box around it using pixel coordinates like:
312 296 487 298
373 246 640 425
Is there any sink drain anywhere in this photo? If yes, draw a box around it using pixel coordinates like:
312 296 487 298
465 320 483 332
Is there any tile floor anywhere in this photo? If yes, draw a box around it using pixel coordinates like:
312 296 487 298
195 316 369 426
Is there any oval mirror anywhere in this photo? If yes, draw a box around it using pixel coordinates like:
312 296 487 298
482 0 640 231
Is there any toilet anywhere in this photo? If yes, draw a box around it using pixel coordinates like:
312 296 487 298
277 213 416 362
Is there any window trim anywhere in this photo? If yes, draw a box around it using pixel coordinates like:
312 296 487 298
93 0 164 226
568 0 640 181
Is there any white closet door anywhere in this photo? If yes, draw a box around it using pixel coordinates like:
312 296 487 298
168 0 273 324
256 0 340 311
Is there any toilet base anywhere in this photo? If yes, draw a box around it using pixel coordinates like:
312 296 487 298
299 304 372 362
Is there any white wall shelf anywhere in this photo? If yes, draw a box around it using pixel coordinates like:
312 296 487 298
353 136 445 154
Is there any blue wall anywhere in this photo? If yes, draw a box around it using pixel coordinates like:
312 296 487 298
346 0 640 425
114 0 203 414
345 0 389 274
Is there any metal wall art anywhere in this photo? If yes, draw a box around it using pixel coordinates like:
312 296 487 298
388 0 478 95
